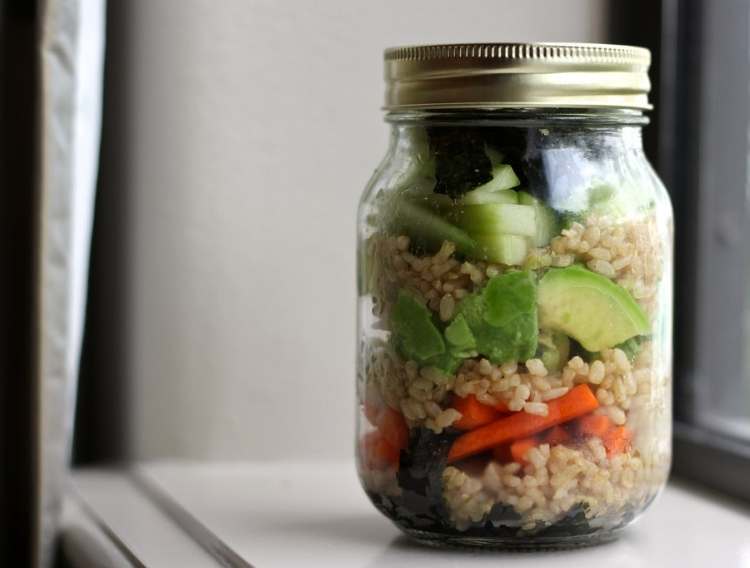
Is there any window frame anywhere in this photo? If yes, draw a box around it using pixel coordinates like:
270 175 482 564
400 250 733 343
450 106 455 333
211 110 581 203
658 0 750 501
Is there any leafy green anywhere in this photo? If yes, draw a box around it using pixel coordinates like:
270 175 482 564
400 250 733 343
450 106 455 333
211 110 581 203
391 290 461 373
484 271 537 327
454 271 539 364
391 291 446 362
444 314 477 358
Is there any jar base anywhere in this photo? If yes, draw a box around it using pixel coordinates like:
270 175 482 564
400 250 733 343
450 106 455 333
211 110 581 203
401 527 622 551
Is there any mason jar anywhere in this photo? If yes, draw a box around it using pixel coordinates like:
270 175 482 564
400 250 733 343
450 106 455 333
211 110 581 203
355 43 673 549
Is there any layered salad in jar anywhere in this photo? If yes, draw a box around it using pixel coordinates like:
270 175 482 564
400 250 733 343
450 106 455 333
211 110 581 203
356 123 672 545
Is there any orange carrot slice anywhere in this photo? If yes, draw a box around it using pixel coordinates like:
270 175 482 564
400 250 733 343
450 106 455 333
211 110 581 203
510 438 539 464
363 402 382 426
360 431 400 469
378 407 409 450
452 394 501 430
494 400 510 414
578 414 614 438
492 445 512 463
448 384 599 463
542 425 571 446
603 426 632 457
363 403 408 451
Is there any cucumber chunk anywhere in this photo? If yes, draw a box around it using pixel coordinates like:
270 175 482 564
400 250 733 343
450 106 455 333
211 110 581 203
456 203 537 238
474 233 529 265
462 164 520 204
391 199 478 256
463 188 519 205
518 191 559 247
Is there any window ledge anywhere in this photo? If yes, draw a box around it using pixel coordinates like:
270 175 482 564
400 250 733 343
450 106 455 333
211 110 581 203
64 460 750 567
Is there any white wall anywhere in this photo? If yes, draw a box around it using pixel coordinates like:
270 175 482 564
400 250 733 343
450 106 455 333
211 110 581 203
97 0 608 460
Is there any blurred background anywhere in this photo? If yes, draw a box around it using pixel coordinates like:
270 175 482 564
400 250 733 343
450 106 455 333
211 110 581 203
2 0 750 566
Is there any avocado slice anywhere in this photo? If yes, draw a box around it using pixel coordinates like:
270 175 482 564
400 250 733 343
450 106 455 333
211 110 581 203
538 330 571 373
391 290 446 361
538 266 649 352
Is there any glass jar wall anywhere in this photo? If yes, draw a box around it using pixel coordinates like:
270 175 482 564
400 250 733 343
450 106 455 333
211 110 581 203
355 108 673 549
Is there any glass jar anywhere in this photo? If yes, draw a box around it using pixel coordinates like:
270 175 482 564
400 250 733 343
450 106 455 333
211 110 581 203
356 43 673 549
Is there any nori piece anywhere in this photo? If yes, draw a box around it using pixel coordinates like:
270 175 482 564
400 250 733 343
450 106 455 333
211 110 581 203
427 128 492 198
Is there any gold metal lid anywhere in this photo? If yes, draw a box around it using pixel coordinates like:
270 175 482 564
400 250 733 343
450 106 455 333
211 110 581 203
384 42 652 111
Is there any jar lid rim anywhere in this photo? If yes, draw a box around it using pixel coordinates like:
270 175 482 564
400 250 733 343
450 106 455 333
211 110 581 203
383 42 652 111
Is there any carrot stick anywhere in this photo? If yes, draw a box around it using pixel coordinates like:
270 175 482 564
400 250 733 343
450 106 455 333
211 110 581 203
509 426 571 464
378 407 409 450
577 414 613 438
494 400 510 413
510 438 538 463
360 431 400 469
542 425 570 446
603 426 632 457
363 403 409 451
492 445 512 463
448 384 599 463
452 394 500 430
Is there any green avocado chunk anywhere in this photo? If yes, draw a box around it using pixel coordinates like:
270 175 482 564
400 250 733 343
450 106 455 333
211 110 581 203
454 271 538 364
444 314 477 358
391 290 446 362
538 266 649 352
391 290 461 373
538 330 571 373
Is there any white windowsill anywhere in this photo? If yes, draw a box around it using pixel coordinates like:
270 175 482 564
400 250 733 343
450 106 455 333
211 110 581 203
64 460 750 568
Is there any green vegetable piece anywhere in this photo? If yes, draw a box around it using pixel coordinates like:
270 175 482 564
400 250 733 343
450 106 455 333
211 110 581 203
455 271 539 364
462 164 521 204
391 291 446 362
410 193 454 214
444 314 477 355
462 188 519 205
423 351 463 375
616 336 643 362
472 164 521 193
484 271 537 327
538 266 650 352
390 199 478 256
457 203 537 238
538 331 571 373
518 191 559 247
474 233 529 265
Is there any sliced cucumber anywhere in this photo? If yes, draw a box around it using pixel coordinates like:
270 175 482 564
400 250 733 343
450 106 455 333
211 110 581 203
518 191 559 247
462 163 520 202
463 188 519 205
410 193 454 215
474 233 529 265
456 203 537 238
391 199 478 255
